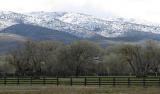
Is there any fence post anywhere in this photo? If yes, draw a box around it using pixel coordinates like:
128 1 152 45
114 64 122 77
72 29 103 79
113 77 116 86
17 76 20 85
4 76 6 85
30 76 32 86
99 77 101 87
70 77 72 86
143 77 146 87
84 77 87 86
128 77 130 87
43 77 46 85
159 78 160 86
56 77 59 86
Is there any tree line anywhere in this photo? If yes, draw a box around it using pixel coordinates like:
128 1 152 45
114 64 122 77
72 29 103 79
0 40 160 77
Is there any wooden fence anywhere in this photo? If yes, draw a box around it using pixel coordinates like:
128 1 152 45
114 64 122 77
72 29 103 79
0 77 160 87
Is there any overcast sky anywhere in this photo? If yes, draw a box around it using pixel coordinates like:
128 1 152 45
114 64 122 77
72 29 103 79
0 0 160 23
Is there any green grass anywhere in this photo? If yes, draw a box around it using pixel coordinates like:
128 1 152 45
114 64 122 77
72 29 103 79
0 86 159 94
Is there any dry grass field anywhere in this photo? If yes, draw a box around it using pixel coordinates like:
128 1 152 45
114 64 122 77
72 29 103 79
0 86 159 94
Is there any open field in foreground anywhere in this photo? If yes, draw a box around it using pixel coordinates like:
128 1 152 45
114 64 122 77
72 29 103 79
0 86 159 94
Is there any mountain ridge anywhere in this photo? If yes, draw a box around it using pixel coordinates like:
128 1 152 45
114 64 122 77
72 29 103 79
1 11 160 39
1 11 160 43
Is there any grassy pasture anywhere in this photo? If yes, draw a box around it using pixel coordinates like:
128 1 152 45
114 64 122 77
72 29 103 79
0 77 159 94
0 86 159 94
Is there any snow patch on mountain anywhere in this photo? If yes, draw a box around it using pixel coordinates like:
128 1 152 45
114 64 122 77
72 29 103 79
0 20 17 30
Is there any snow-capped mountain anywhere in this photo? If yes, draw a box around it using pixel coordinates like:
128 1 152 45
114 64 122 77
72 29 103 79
0 11 92 38
57 12 160 37
1 11 160 39
1 11 160 53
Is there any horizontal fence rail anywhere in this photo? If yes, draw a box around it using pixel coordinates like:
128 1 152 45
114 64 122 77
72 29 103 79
0 77 159 87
